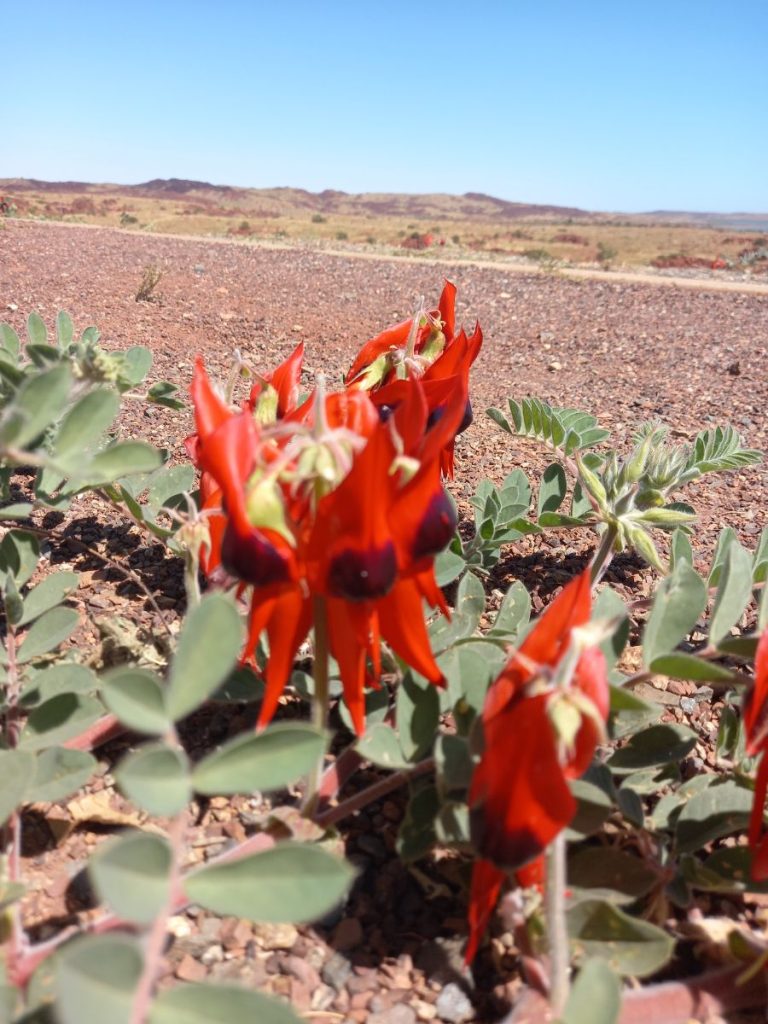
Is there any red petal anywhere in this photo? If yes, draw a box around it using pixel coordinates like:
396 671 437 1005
519 568 592 669
377 576 445 687
744 628 768 755
346 319 411 385
437 280 457 342
191 357 232 440
256 588 313 729
469 693 575 870
749 751 768 880
308 424 397 601
465 858 505 964
268 340 304 417
326 598 370 736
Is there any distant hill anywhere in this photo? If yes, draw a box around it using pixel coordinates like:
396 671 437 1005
2 177 766 230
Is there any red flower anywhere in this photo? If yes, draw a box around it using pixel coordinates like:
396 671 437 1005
248 340 305 421
465 569 609 961
189 357 459 736
345 282 482 478
743 627 768 879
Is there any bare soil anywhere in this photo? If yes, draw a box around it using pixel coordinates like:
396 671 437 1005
1 220 768 1023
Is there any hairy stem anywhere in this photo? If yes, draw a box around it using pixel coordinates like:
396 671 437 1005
128 745 188 1024
303 596 330 815
315 758 435 829
545 831 570 1016
590 522 618 586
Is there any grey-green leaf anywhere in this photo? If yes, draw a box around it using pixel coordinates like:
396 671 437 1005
356 723 409 769
562 958 621 1024
17 606 79 663
54 388 120 464
55 934 143 1024
21 663 97 706
0 749 36 825
19 694 103 751
192 724 327 795
27 747 97 803
101 667 170 735
56 311 74 348
165 594 243 721
569 847 658 905
642 560 707 667
90 832 171 924
675 779 753 853
150 983 302 1024
116 744 191 816
18 571 79 626
567 899 674 977
78 441 162 485
607 724 697 773
708 539 754 646
27 312 48 347
184 842 354 923
12 364 72 449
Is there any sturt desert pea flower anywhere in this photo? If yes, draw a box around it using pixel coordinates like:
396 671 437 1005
465 569 609 962
189 356 463 736
345 281 482 477
742 627 768 879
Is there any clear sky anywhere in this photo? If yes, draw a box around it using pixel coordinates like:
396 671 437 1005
4 0 766 212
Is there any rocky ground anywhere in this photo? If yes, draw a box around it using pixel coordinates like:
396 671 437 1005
1 220 768 1022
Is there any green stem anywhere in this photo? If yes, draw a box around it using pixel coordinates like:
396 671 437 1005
303 595 330 815
590 522 618 586
545 830 570 1015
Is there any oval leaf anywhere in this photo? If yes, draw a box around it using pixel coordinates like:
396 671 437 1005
0 749 36 825
18 571 79 626
642 560 707 667
192 724 326 795
54 388 120 464
165 594 243 722
101 667 170 735
150 983 302 1024
607 724 697 773
184 842 354 923
21 663 97 706
79 441 162 484
116 744 191 817
27 747 97 803
563 958 621 1024
90 832 171 924
567 899 674 977
19 694 103 751
17 606 80 663
55 934 142 1024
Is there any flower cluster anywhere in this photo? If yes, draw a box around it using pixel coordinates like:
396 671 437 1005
743 627 768 879
465 569 609 961
188 284 481 736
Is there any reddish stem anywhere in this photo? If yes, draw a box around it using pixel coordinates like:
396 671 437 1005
314 757 435 828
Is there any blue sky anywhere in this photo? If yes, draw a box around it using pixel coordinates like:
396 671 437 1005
4 1 766 212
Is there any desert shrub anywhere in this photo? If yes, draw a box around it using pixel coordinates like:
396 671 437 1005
597 241 617 263
135 264 163 302
120 211 138 226
311 213 326 223
335 230 348 240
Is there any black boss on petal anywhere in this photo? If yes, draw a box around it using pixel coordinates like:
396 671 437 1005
221 523 292 587
412 491 457 561
327 542 397 601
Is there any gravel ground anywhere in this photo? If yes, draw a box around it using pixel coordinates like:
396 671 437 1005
2 220 768 1022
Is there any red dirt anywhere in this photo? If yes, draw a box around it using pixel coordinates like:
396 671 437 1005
2 220 768 1023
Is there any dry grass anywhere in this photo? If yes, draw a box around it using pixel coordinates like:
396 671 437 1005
6 185 766 271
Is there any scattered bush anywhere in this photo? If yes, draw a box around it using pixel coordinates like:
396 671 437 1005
311 213 326 223
135 264 163 302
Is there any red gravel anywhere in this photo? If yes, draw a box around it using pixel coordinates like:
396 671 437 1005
2 220 768 1023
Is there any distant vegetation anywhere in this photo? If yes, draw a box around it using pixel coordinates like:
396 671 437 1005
2 177 767 275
